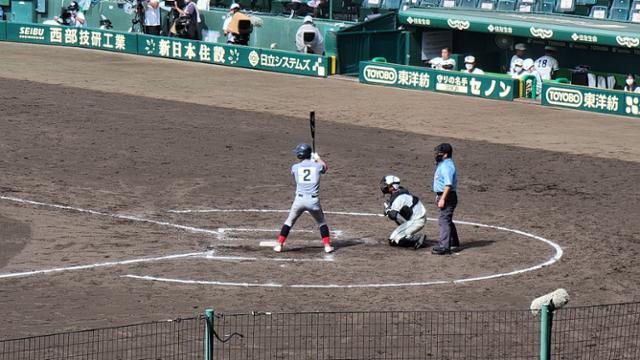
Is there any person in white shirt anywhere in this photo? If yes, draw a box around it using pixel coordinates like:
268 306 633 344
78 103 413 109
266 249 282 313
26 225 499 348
509 43 526 74
520 58 543 99
624 74 640 93
428 47 456 71
143 0 161 35
509 58 525 78
295 16 325 55
461 55 484 74
223 3 240 43
67 1 87 28
535 46 559 81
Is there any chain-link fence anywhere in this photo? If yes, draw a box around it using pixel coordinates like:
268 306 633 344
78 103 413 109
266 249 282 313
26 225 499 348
0 316 204 360
2 303 640 359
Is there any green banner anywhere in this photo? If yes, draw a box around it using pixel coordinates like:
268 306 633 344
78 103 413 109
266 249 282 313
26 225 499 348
5 22 137 53
541 82 640 119
138 35 329 77
359 61 518 101
0 21 6 41
398 8 640 50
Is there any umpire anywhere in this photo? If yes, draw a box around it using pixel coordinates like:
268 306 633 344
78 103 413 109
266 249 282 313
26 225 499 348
432 143 460 255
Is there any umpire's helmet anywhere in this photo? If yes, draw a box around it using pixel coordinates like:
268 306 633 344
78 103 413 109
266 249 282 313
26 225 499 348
294 143 312 160
379 175 400 194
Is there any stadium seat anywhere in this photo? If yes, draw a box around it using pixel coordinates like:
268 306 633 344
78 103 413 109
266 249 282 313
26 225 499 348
589 4 608 17
381 0 402 9
516 0 536 12
419 0 440 6
630 8 640 20
609 7 629 19
575 0 596 5
363 0 381 8
610 0 630 8
554 0 574 12
541 0 556 12
496 0 516 10
459 0 478 8
440 0 458 7
632 0 640 9
477 0 496 8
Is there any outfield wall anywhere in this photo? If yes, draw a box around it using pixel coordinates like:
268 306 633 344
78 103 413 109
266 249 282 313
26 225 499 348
0 21 333 77
359 60 519 101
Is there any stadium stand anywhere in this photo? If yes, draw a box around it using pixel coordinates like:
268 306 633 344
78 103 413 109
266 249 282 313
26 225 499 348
589 5 608 17
496 0 517 10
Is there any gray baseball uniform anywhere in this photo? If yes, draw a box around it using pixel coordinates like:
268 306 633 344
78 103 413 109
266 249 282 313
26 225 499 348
284 159 327 227
387 188 427 245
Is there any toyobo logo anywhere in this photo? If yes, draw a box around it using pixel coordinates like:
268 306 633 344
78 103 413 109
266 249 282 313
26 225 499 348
545 87 583 108
363 65 397 85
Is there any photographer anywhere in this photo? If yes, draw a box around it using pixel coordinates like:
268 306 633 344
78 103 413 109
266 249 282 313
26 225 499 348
54 1 85 27
295 16 324 55
143 0 161 35
173 0 200 40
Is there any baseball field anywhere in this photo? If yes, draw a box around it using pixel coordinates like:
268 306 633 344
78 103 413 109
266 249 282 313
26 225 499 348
1 41 639 344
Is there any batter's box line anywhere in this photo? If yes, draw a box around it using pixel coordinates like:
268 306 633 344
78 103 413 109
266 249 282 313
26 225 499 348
217 227 344 238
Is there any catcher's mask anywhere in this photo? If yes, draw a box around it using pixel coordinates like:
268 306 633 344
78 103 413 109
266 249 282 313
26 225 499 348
380 175 400 194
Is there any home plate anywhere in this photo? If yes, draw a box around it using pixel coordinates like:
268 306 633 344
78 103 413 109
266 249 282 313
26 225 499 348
260 241 278 247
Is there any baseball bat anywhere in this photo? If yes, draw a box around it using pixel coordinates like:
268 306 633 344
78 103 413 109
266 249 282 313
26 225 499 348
309 111 316 152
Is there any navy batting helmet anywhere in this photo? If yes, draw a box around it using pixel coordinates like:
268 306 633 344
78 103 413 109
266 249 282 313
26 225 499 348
294 143 312 159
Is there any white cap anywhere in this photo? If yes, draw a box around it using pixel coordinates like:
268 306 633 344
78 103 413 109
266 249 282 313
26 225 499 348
523 58 534 70
544 45 557 52
514 43 526 51
464 55 475 64
303 15 313 23
230 3 240 10
514 58 524 67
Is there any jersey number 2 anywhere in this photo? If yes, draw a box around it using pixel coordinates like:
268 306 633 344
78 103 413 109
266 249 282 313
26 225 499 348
302 169 311 182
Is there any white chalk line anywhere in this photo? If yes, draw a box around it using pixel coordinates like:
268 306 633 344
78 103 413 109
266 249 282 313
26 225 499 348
0 195 341 240
0 250 333 279
0 196 563 288
0 195 221 236
126 209 564 289
170 208 382 217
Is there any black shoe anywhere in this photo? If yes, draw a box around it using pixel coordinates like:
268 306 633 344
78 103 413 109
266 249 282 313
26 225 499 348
451 245 461 253
431 246 450 255
414 234 426 250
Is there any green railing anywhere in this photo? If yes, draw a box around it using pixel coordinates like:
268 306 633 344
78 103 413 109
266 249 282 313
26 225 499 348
2 302 640 359
0 21 332 77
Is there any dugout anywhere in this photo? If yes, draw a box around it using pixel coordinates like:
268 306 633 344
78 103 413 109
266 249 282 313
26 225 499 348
397 7 640 88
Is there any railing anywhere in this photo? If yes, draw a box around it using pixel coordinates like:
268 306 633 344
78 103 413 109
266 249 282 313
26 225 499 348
2 302 640 359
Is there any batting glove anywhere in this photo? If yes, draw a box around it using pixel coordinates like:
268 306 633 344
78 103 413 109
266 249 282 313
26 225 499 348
311 152 320 161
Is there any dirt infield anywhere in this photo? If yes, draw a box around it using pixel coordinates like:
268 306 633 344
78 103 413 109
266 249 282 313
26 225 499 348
1 43 640 339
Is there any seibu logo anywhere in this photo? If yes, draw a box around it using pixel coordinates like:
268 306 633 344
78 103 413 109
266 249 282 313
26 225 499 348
363 65 397 85
545 87 583 108
19 27 45 37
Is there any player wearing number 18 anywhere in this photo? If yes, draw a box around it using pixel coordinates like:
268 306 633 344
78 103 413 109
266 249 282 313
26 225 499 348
274 143 334 253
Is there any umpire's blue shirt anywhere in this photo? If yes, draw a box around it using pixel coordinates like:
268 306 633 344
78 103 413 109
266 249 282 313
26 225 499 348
433 158 457 193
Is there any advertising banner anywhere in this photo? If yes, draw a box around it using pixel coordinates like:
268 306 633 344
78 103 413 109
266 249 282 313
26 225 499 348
542 83 640 118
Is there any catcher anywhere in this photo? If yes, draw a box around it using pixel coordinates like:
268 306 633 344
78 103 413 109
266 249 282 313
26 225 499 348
380 175 427 249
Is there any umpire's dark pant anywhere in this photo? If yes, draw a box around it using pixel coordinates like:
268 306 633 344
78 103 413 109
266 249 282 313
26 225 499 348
437 191 459 249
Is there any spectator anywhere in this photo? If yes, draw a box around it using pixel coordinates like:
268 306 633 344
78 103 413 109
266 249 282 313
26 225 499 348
223 3 252 45
174 0 200 39
461 56 484 74
223 3 240 43
295 16 325 55
535 45 559 81
509 58 525 78
624 74 640 93
51 6 72 25
143 0 161 35
364 8 382 21
428 47 456 71
67 1 86 28
510 43 526 74
0 6 4 21
521 58 543 99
